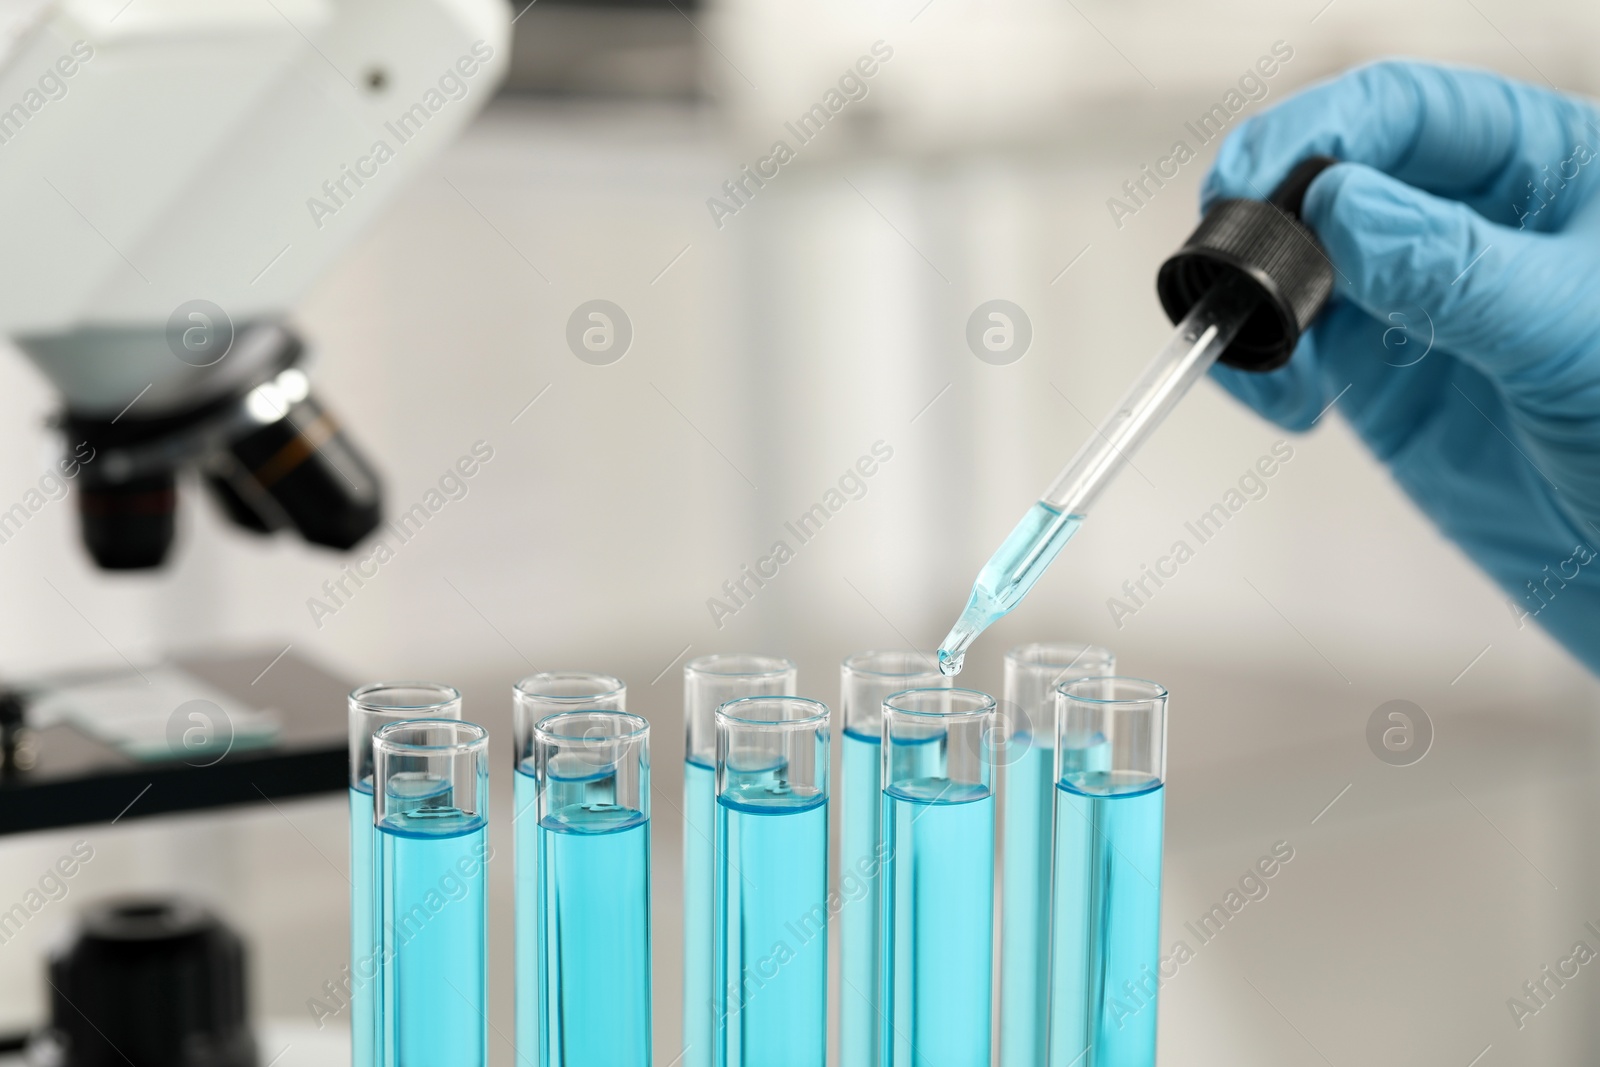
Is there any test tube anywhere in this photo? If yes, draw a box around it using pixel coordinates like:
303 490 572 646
683 654 796 1067
839 651 949 1067
347 683 462 1067
513 673 627 1067
1047 678 1166 1067
876 687 998 1062
374 719 490 1067
999 644 1114 1067
879 688 996 1067
714 696 829 1067
534 709 653 1067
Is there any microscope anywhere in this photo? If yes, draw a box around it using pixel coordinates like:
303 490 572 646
0 0 510 568
0 2 512 1058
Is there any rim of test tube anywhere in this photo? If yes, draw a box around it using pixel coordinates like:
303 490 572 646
1004 643 1115 672
514 671 625 702
882 687 996 721
1056 676 1168 705
348 683 462 790
532 709 650 741
687 653 796 679
715 695 829 727
349 681 462 713
841 650 943 677
373 718 490 753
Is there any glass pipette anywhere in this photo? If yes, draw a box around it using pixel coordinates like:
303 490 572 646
935 276 1257 675
936 157 1338 675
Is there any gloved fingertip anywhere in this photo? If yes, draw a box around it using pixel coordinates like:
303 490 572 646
1200 123 1263 209
1297 162 1473 312
1206 337 1327 432
1297 160 1368 233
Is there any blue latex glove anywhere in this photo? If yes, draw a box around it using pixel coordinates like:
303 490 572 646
1203 59 1600 675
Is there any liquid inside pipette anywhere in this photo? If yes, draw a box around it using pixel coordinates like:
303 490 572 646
937 502 1083 675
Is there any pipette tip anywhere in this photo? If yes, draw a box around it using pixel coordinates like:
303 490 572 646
936 647 964 677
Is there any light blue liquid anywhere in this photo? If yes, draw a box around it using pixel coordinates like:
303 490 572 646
683 758 716 1067
1008 731 1112 1066
379 808 488 1067
349 784 377 1067
937 503 1084 675
840 729 882 1067
1049 773 1164 1067
538 802 652 1066
715 779 827 1067
514 763 538 1067
881 779 995 1067
1000 738 1051 1067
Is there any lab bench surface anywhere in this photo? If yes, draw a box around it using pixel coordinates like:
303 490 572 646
0 649 349 836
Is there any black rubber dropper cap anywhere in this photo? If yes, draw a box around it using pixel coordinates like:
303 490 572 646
1156 156 1338 371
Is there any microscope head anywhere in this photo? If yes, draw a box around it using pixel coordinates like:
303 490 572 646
0 0 509 569
22 322 381 569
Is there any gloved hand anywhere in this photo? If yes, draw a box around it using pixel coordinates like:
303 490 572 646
1203 59 1600 675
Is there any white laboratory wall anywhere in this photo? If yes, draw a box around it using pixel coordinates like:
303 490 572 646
0 0 1599 1062
708 0 1600 149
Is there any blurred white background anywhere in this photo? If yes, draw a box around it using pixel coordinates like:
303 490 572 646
2 0 1600 1064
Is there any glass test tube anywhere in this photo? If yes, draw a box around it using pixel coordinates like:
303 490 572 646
1047 678 1166 1067
683 654 796 1067
534 709 653 1067
999 645 1114 1067
714 696 829 1067
375 719 490 1067
839 651 949 1067
513 673 627 1067
880 688 996 1067
348 683 462 1067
